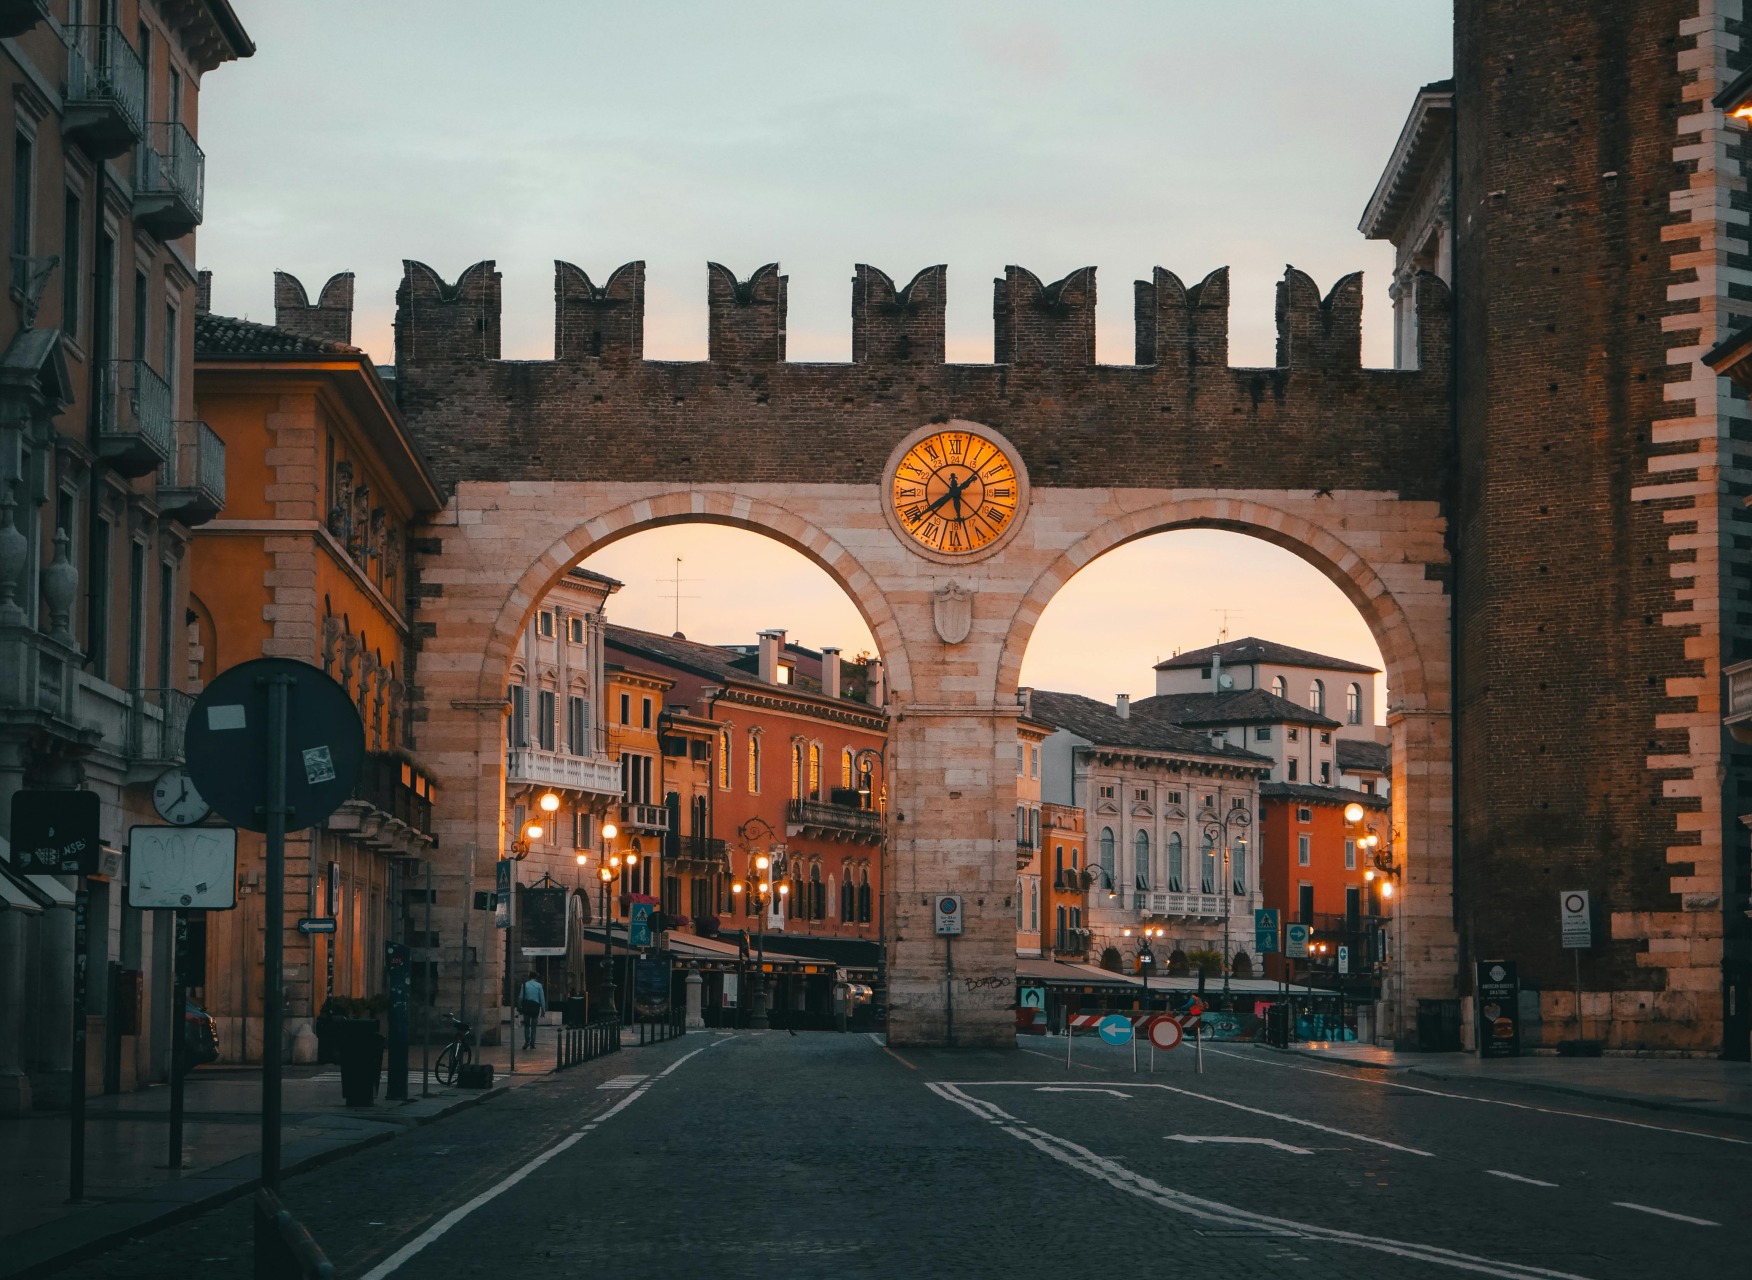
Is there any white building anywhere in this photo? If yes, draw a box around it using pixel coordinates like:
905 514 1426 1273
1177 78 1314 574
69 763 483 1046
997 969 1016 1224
1132 687 1345 788
1152 637 1382 744
1029 689 1272 970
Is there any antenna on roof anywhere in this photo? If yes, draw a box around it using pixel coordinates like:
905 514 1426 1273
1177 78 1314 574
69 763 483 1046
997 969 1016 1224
666 557 701 635
1213 608 1243 642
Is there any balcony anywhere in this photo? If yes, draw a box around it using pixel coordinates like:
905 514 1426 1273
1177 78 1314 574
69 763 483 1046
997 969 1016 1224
786 797 882 843
127 688 193 764
95 359 173 477
1133 890 1232 919
157 420 225 525
506 746 620 798
328 751 438 853
65 25 146 158
0 0 50 38
619 802 669 834
134 121 205 239
1727 659 1752 745
673 835 728 871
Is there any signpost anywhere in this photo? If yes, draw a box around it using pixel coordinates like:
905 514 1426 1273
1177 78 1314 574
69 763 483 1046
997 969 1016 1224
1337 945 1350 976
1253 908 1279 955
1560 891 1592 1045
1285 923 1310 958
1475 960 1521 1058
183 658 363 1193
935 895 962 1048
297 918 336 935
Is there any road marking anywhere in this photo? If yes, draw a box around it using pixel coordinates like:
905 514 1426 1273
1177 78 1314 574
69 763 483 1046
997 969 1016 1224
1037 1087 1132 1097
1204 1048 1752 1146
1021 1046 1102 1072
883 1046 918 1070
1485 1170 1557 1187
360 1039 718 1279
927 1082 1593 1280
1167 1135 1313 1155
957 1080 1433 1157
1612 1202 1719 1227
598 1074 649 1090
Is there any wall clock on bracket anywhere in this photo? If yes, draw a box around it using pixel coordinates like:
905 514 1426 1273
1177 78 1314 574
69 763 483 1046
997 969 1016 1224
882 420 1030 563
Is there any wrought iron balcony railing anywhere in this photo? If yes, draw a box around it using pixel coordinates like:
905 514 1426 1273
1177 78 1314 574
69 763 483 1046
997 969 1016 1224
65 24 146 157
135 121 205 238
158 420 225 525
786 797 881 840
95 359 174 477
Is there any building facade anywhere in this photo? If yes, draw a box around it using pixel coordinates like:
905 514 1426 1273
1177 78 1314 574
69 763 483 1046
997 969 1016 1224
1258 782 1390 985
0 1 251 1112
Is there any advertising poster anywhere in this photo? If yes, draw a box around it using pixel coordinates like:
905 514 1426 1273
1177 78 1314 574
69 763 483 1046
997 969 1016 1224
1475 959 1521 1058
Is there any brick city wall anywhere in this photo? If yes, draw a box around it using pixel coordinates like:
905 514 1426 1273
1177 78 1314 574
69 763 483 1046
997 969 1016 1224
1454 0 1749 1053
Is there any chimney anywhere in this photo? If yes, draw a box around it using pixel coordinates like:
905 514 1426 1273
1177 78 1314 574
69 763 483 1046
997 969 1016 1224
866 656 886 708
821 646 841 699
1116 693 1130 719
757 629 785 684
195 270 212 314
1018 687 1033 716
1210 652 1222 689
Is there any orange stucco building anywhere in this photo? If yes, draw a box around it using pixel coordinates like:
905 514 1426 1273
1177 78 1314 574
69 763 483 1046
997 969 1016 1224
1258 782 1388 985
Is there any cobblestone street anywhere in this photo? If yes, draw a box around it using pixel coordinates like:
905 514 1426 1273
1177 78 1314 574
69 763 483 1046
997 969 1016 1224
42 1033 1749 1280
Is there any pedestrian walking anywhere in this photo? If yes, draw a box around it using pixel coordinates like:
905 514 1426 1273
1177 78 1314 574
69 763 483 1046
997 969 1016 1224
519 970 547 1050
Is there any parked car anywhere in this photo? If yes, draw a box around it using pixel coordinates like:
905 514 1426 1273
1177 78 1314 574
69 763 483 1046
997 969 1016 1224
182 1000 220 1071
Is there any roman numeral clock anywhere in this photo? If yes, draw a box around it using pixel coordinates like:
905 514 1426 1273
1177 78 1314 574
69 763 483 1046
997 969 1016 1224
883 421 1030 562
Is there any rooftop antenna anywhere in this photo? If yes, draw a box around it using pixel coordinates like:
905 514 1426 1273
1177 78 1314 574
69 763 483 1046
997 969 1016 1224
1212 608 1243 642
666 557 701 635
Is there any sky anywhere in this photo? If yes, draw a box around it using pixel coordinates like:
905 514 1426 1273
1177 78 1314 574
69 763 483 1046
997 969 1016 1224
199 1 1450 706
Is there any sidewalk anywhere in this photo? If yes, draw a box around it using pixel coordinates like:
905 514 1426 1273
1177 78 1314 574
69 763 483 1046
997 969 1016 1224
1281 1040 1752 1122
0 1015 576 1280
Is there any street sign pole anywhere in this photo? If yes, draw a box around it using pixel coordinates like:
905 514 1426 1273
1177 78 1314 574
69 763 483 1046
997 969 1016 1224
261 671 291 1192
68 882 88 1203
422 860 433 1098
944 932 954 1050
167 910 187 1171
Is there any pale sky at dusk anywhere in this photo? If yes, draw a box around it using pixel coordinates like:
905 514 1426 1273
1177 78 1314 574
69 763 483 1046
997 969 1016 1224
200 1 1448 706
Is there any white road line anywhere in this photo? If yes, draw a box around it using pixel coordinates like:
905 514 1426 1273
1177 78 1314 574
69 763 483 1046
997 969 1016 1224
1611 1202 1720 1227
359 1038 720 1280
1037 1086 1132 1097
1167 1135 1313 1155
1202 1048 1752 1146
1485 1170 1557 1187
598 1074 650 1090
866 1032 886 1048
958 1079 1433 1157
926 1081 1594 1280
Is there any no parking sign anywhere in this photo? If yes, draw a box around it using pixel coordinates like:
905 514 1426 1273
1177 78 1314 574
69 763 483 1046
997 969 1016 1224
1147 1015 1183 1051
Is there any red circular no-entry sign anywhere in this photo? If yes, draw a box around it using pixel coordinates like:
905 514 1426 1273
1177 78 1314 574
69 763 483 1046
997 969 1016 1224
1147 1015 1184 1051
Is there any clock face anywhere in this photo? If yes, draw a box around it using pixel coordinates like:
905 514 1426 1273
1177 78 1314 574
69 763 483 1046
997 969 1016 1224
889 427 1023 557
152 767 212 826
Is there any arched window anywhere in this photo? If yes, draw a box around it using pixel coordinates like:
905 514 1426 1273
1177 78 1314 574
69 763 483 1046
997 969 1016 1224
791 743 804 800
840 861 855 921
808 743 822 800
1098 828 1115 888
719 727 732 789
1200 833 1217 894
810 862 825 919
841 748 854 790
1133 829 1151 891
1030 808 1040 849
856 864 872 923
1271 675 1286 699
1053 844 1064 879
1346 682 1362 725
1309 679 1325 715
1167 832 1184 892
747 733 762 793
1054 904 1067 950
1016 878 1025 927
1232 837 1248 895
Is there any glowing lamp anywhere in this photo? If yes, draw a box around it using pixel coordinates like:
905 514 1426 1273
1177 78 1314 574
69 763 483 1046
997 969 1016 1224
539 791 561 813
1343 802 1365 824
602 822 618 840
524 823 543 841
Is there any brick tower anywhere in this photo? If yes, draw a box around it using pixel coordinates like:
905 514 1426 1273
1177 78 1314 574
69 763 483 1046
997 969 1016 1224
1454 0 1750 1056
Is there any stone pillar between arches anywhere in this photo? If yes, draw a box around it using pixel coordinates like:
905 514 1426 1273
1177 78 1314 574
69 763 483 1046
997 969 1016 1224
1383 707 1458 1043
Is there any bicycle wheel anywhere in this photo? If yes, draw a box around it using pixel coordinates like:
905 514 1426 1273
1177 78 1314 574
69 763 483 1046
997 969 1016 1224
435 1041 459 1085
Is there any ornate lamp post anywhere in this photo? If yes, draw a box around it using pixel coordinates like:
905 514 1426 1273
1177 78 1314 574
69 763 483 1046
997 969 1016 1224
1344 801 1399 1010
731 817 786 1029
1202 804 1251 1011
594 819 627 1019
1123 924 1164 1010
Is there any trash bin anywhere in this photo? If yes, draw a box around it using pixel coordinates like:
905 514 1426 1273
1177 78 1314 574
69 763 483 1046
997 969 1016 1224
1416 998 1463 1051
327 1018 385 1106
562 995 589 1028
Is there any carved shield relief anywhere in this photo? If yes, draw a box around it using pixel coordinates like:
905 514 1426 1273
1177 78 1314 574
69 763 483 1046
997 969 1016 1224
933 582 973 646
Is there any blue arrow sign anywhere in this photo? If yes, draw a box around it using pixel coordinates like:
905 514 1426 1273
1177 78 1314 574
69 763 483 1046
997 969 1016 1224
1097 1014 1134 1046
1254 908 1279 954
1286 923 1311 959
297 917 336 935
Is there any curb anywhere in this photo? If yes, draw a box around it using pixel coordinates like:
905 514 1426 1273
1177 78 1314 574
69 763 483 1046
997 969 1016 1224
0 1081 515 1280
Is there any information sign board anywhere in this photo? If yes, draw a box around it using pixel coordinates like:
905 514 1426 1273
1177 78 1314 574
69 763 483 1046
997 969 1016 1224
127 826 237 910
1254 908 1279 955
1285 923 1310 959
520 886 569 956
1559 891 1592 949
10 790 101 875
934 895 963 936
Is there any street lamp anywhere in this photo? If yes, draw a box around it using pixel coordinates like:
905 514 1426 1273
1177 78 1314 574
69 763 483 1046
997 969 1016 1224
1123 924 1164 1010
596 846 638 1022
731 818 784 1029
1344 801 1400 1012
1202 803 1251 1011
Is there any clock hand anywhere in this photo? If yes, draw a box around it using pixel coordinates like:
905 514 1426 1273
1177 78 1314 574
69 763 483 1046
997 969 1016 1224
924 483 958 517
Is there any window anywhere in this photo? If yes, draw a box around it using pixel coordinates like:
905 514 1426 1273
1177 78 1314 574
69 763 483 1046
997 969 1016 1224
775 664 792 685
168 67 181 123
1200 834 1216 894
1288 759 1298 782
1271 675 1286 698
1298 883 1314 925
856 865 871 923
1345 885 1361 927
1135 788 1148 802
1320 732 1331 745
1098 828 1115 888
88 514 111 672
1288 727 1299 742
748 734 761 793
94 227 115 360
1166 790 1182 805
1255 725 1272 741
11 131 32 261
1029 881 1038 930
1030 746 1040 779
1232 840 1247 894
1309 679 1325 715
1347 682 1362 725
1297 834 1311 866
621 752 653 805
1167 832 1184 892
641 697 652 730
1133 830 1151 891
1296 806 1312 823
536 690 556 750
841 748 854 790
538 611 553 638
1029 808 1040 849
126 540 146 690
1016 743 1025 774
156 560 174 690
506 683 528 747
163 300 177 387
1344 838 1357 871
619 692 630 725
1016 877 1024 927
569 616 585 644
810 863 825 920
1098 784 1114 800
132 268 148 363
720 729 733 789
808 743 821 799
1055 904 1067 949
566 695 586 754
1017 806 1027 844
61 189 79 337
1319 761 1331 784
842 865 856 922
573 812 593 849
1231 796 1247 811
791 742 804 800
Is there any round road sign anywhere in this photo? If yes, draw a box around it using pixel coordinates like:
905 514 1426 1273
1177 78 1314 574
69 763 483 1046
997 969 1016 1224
185 658 365 834
1147 1015 1184 1051
1096 1014 1134 1046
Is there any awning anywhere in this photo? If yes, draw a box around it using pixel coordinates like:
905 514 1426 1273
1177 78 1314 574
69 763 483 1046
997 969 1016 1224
0 858 49 914
0 834 73 907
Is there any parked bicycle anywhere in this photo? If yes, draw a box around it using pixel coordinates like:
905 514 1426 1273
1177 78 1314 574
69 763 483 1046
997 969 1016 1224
434 1013 474 1085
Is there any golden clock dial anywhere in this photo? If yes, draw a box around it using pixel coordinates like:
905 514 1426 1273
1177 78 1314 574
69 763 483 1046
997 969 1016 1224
890 428 1021 556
